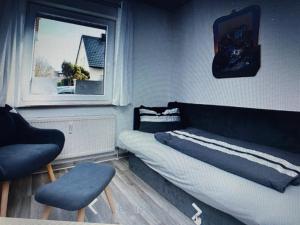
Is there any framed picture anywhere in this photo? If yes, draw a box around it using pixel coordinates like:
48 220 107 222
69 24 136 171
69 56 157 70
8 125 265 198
212 5 261 78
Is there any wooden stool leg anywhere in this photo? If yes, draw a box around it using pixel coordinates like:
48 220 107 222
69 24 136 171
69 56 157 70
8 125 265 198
41 206 52 220
77 208 85 222
0 181 10 217
104 186 115 214
46 164 56 182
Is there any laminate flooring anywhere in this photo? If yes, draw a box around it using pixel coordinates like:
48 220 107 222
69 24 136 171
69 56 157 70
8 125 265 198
7 159 195 225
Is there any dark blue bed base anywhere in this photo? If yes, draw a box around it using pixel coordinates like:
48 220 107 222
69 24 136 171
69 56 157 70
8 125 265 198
129 153 245 225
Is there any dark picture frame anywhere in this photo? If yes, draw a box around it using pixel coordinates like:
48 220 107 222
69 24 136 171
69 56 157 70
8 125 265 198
212 5 261 78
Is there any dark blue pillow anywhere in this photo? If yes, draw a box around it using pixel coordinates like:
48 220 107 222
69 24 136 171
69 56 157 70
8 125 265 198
0 105 16 146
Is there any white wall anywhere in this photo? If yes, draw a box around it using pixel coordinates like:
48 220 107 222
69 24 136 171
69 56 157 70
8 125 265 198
132 2 173 107
171 0 300 111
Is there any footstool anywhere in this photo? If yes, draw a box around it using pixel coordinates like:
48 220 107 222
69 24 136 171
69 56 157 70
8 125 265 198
35 162 116 222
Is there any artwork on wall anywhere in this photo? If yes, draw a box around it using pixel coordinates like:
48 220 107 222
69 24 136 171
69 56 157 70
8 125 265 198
212 5 261 78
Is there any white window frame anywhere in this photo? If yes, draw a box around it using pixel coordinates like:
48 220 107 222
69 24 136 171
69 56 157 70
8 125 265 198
18 2 116 106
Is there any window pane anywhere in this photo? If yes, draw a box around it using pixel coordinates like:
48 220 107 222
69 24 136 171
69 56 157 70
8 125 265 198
32 17 106 95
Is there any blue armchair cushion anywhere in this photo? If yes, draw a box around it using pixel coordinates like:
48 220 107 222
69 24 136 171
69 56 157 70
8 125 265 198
0 105 16 147
0 144 61 181
35 163 116 211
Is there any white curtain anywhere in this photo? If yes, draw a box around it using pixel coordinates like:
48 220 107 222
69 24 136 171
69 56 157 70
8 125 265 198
112 0 133 106
0 0 25 107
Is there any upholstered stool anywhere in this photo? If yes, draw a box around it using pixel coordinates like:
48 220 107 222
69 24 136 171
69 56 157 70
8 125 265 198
35 162 116 222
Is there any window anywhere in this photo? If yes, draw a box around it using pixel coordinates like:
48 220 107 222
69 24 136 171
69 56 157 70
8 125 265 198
20 3 116 106
33 17 106 95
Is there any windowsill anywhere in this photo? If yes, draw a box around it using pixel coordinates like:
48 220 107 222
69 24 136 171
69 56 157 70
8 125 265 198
17 95 113 107
17 102 114 107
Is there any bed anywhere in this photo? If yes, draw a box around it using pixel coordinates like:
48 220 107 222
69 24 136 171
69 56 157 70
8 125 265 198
118 102 300 225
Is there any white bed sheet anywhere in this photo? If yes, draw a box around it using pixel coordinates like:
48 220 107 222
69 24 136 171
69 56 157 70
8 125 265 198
118 130 300 225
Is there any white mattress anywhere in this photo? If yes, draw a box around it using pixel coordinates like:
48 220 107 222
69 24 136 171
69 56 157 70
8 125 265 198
118 130 300 225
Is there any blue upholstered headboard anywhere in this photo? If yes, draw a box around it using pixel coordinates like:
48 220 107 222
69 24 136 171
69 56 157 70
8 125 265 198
167 102 300 153
133 102 300 152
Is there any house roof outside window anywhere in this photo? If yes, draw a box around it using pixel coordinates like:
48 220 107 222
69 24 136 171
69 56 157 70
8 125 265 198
76 34 106 69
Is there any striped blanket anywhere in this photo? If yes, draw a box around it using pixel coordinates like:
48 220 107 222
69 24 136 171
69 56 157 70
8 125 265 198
154 128 300 192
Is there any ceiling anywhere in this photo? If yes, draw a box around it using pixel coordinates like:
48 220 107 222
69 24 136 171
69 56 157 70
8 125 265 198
86 0 190 10
142 0 190 10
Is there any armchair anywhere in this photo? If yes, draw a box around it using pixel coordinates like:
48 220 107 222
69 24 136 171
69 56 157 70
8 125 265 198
0 105 65 217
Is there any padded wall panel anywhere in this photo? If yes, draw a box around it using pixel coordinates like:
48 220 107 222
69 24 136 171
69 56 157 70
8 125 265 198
168 102 300 152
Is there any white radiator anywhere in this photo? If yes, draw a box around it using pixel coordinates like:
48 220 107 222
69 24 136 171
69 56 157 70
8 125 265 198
28 115 116 160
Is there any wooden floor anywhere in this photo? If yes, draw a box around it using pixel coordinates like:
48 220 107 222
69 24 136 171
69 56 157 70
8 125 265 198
7 159 195 225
